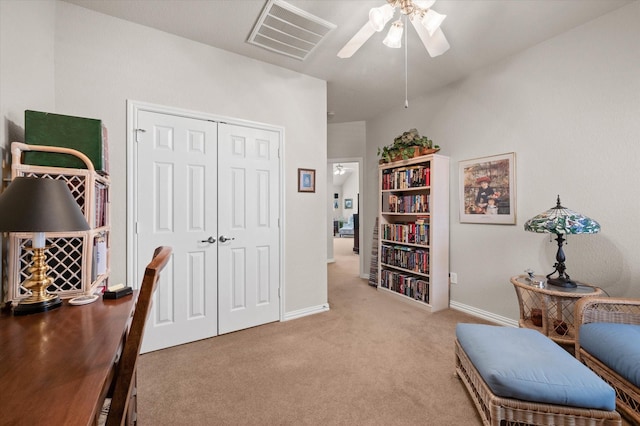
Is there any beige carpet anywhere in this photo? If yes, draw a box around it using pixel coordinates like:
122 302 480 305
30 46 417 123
137 237 486 425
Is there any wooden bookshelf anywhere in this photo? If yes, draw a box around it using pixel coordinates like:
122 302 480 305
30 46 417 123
378 154 449 312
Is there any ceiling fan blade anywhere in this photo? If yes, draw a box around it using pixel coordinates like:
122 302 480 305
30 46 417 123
337 21 376 58
411 18 450 57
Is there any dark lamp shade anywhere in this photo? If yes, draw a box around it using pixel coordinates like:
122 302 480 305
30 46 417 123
0 177 90 232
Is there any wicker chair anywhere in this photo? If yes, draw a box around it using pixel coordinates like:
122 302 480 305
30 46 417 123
575 297 640 425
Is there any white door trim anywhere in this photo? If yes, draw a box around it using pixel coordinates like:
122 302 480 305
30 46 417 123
126 100 286 322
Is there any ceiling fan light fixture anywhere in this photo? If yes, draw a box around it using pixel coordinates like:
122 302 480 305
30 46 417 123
337 0 450 61
369 4 394 32
383 20 403 48
421 9 446 36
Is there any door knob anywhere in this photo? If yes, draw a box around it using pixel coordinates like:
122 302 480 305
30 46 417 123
218 235 235 243
200 236 216 243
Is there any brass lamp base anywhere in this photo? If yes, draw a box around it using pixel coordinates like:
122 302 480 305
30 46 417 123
13 246 62 316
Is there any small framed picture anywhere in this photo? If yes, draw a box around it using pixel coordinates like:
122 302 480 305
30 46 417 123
459 152 516 224
345 198 353 209
298 168 315 193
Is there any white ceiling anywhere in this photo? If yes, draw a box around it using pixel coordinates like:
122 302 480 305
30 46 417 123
62 0 633 123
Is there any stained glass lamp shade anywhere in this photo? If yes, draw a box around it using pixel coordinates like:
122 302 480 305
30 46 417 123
524 195 600 288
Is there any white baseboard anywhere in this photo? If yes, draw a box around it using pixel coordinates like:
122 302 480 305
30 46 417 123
283 303 330 321
450 300 518 328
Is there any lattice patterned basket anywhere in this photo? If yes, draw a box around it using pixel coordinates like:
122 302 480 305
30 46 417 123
6 142 110 303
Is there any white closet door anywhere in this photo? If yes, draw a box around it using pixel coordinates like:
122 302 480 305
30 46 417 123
137 110 218 353
217 123 280 334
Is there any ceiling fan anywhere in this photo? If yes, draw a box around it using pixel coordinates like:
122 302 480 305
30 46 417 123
334 164 354 175
337 0 450 59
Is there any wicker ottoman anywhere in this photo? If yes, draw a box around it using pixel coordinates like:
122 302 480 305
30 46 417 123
455 324 621 426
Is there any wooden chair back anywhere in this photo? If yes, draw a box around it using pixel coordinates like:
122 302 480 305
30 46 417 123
105 246 172 426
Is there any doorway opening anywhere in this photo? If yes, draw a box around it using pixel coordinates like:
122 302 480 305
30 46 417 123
328 160 361 277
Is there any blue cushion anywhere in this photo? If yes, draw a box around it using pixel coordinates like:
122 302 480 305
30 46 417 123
580 322 640 388
456 324 616 411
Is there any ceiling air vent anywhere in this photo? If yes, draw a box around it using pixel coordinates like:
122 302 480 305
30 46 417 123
248 0 336 61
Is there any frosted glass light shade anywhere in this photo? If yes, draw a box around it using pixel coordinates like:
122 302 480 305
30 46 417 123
421 9 446 36
383 20 403 48
369 4 394 32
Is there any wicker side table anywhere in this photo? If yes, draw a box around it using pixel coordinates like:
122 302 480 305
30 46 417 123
510 274 604 346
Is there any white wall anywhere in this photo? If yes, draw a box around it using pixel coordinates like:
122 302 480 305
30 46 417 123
364 2 640 321
1 1 329 316
0 0 56 304
328 121 366 158
0 0 55 159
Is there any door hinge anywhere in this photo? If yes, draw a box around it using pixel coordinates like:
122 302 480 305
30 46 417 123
134 128 146 143
135 222 140 234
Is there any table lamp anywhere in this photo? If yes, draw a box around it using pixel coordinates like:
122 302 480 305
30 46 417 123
524 195 600 288
0 176 90 315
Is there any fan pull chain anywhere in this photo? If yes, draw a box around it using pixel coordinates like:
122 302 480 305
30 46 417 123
404 15 409 108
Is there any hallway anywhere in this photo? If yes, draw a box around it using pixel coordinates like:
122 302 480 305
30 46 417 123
332 236 359 277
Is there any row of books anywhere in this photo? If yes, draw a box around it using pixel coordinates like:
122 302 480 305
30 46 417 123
91 233 108 282
380 244 429 274
380 219 429 245
94 182 109 228
387 194 429 213
380 269 429 303
381 165 430 190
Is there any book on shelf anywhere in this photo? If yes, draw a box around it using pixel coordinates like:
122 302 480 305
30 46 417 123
388 194 397 212
380 244 429 274
94 182 109 228
94 235 107 278
386 194 429 214
380 269 430 303
381 165 431 190
415 216 429 245
380 220 429 245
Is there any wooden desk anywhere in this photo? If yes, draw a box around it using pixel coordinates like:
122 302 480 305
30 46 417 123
0 294 136 426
